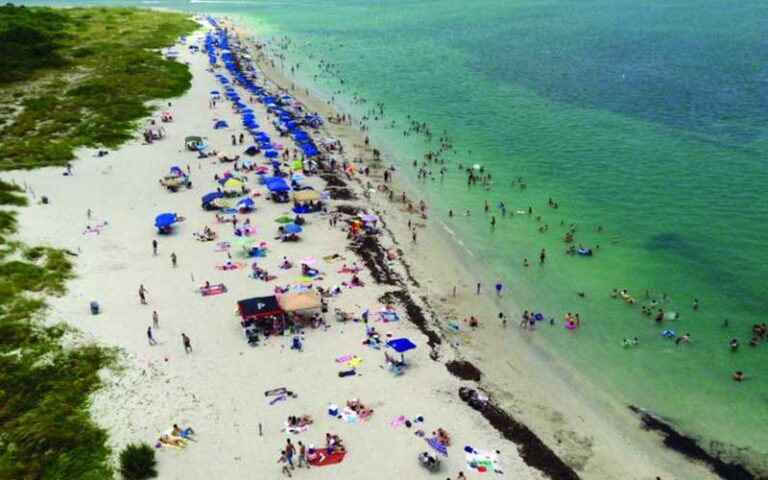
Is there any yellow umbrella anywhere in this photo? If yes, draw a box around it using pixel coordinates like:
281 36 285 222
291 160 303 171
223 178 243 191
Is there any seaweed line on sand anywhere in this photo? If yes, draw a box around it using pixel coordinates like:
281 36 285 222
629 406 764 480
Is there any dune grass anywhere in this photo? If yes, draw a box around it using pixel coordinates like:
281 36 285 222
0 6 198 478
0 5 198 170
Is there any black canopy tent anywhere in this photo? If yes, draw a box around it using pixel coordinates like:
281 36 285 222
237 295 283 320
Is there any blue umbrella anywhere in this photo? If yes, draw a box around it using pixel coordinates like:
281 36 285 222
387 338 416 353
283 223 302 234
426 437 448 456
264 150 278 158
210 90 220 95
237 197 255 208
154 213 177 228
201 192 222 204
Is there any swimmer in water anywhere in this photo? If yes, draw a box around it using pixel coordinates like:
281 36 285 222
733 371 744 382
675 333 691 345
632 337 639 346
730 339 739 352
523 259 529 267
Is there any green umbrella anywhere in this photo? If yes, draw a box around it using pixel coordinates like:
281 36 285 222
232 236 256 246
274 216 293 224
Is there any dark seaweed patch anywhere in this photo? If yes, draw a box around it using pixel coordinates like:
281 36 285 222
629 406 761 480
445 360 482 382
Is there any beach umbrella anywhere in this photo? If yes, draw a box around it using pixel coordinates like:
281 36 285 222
275 216 293 224
387 337 416 353
211 198 230 209
237 197 255 208
283 223 302 234
154 212 177 228
264 150 278 158
223 178 243 191
426 437 448 457
359 213 378 223
210 90 220 96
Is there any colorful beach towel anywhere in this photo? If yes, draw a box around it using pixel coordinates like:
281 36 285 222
307 448 346 467
200 283 227 296
464 447 502 474
340 407 370 424
335 354 354 364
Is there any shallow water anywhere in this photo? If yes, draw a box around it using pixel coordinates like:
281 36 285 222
31 0 768 470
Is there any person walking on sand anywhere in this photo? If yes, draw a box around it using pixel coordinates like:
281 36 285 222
86 208 92 220
298 441 309 469
278 451 292 477
171 252 177 268
147 326 157 345
182 333 192 353
152 310 159 329
138 284 149 305
152 239 158 256
284 438 295 469
412 229 417 243
476 282 481 295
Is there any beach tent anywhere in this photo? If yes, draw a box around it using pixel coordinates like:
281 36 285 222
237 296 282 320
214 120 229 129
387 338 416 353
201 191 223 206
294 190 321 202
244 145 260 156
185 135 206 151
278 291 321 313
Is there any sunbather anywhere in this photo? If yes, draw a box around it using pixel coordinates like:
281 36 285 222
172 424 196 440
159 434 185 447
436 427 451 446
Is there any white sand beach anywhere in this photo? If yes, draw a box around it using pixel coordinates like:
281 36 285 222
2 18 720 480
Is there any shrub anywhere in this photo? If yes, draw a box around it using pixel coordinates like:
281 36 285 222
119 443 158 480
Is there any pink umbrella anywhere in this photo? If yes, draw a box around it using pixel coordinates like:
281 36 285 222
300 256 316 265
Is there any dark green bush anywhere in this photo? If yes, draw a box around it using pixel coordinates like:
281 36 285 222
119 443 158 480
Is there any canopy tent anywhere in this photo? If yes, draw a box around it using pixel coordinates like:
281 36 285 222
278 291 321 313
293 190 321 202
387 338 416 353
237 296 282 320
214 120 229 129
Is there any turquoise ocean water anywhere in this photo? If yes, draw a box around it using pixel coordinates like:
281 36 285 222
27 0 768 470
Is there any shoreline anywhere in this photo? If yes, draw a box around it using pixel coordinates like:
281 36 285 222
228 15 766 480
1 11 761 480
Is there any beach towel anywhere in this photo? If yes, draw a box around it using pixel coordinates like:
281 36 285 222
389 415 407 428
340 407 370 424
465 447 502 474
307 448 346 467
284 421 309 435
216 262 245 270
269 395 287 405
346 356 363 367
200 284 227 296
214 242 231 252
338 369 356 378
335 354 354 364
323 254 343 263
376 311 400 323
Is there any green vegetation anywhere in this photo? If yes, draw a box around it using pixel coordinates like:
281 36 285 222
119 443 158 480
0 5 198 169
0 6 198 478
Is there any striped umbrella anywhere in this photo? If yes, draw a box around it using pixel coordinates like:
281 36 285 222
426 437 448 456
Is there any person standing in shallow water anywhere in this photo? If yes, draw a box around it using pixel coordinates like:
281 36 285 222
539 249 546 264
